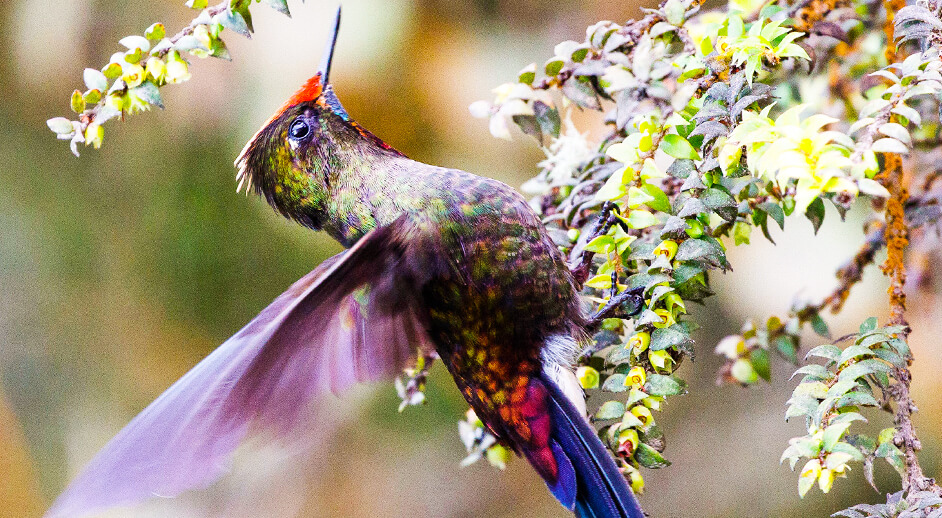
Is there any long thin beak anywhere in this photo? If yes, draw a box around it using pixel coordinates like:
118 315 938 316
317 6 342 84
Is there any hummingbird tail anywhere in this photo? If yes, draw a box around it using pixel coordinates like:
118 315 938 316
538 371 645 518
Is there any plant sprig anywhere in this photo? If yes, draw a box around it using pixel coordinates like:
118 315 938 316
46 0 301 156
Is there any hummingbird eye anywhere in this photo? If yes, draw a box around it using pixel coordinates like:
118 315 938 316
288 118 311 140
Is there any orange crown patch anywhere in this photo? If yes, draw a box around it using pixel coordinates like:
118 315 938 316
279 73 324 115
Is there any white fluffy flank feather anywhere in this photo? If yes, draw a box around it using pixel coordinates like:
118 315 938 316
541 334 587 417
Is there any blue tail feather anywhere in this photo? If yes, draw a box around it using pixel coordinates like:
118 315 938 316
548 440 578 508
540 372 645 518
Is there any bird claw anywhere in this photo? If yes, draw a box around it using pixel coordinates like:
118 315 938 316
568 201 628 286
585 285 647 331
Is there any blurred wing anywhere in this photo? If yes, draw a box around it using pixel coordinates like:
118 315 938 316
47 220 431 518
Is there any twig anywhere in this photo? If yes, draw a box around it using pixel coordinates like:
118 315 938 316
875 152 938 494
872 0 939 493
76 2 231 139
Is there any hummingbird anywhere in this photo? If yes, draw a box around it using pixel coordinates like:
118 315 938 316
48 8 644 518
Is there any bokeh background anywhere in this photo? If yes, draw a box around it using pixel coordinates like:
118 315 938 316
1 1 940 516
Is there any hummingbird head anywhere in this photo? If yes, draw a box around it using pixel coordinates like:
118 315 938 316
234 7 400 230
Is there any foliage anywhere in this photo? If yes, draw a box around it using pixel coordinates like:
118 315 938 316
468 0 942 511
46 0 299 156
49 0 942 514
782 318 910 497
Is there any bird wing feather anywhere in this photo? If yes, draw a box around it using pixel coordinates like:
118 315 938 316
47 218 430 518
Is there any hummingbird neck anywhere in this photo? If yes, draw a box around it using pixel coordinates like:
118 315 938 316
319 130 410 247
239 92 417 247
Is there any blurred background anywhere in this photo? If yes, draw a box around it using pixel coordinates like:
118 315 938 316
1 0 940 516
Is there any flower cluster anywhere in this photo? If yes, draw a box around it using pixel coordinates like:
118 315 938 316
47 0 291 156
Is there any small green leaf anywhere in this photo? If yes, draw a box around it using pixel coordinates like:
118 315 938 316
775 334 799 363
216 9 252 37
660 134 700 160
810 314 830 338
607 344 633 364
263 0 291 16
571 47 589 62
872 347 905 367
836 391 880 408
805 197 825 234
84 89 102 104
733 221 751 246
594 400 626 420
635 309 662 327
791 364 828 381
674 238 722 262
584 273 612 289
210 37 231 60
641 184 671 213
823 422 853 451
797 470 816 497
785 395 819 420
838 359 891 383
644 374 686 396
533 101 561 139
793 381 829 399
838 346 874 365
751 349 771 381
650 325 690 351
626 387 647 406
584 235 615 254
518 63 537 85
859 317 878 334
512 114 542 142
824 451 855 471
635 443 671 468
620 411 645 429
805 344 841 362
602 373 629 393
626 210 658 229
594 167 630 201
102 62 123 80
826 378 859 398
702 188 736 220
130 80 164 109
731 358 758 384
626 187 655 208
759 201 785 229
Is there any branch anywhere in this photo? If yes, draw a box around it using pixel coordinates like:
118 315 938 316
46 1 281 156
872 0 939 496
